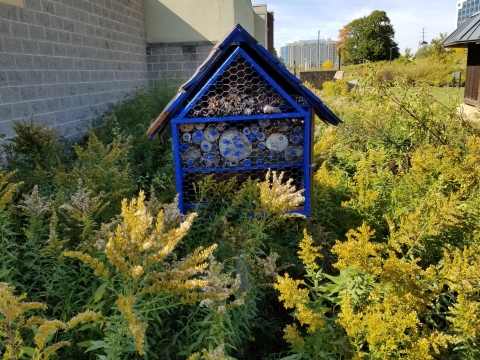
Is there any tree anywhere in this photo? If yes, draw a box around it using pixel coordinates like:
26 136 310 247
322 60 334 69
337 10 400 64
272 48 286 67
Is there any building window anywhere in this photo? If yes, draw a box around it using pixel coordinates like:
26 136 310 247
0 0 23 6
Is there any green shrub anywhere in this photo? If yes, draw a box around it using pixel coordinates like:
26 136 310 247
322 79 349 96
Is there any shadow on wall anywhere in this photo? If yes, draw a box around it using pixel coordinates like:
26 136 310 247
145 0 215 44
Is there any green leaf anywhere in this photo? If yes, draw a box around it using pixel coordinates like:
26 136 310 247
93 282 108 303
86 340 108 352
21 347 36 356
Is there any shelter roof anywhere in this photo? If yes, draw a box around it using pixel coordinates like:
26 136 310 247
442 12 480 48
147 24 341 138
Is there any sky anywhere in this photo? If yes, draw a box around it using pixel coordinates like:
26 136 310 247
267 0 458 55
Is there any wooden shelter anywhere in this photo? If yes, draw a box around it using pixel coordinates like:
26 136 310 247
443 13 480 107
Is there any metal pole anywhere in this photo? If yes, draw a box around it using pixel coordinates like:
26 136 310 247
389 47 393 65
339 48 341 70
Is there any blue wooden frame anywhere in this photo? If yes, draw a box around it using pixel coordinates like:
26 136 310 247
171 47 313 216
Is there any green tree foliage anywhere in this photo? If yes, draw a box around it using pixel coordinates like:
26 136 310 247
338 10 400 64
322 59 334 69
415 33 453 62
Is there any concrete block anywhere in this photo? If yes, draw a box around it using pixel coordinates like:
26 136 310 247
12 101 32 119
15 55 34 70
167 62 182 71
25 0 42 11
7 71 26 86
19 86 37 101
196 45 214 54
60 0 73 8
71 95 82 107
158 54 174 63
0 53 15 70
182 45 196 54
55 3 69 19
53 43 66 57
70 33 82 45
29 25 46 41
67 7 79 21
63 19 75 33
182 62 199 70
74 21 86 34
38 42 53 56
173 54 189 62
0 71 7 86
58 31 71 44
22 39 39 54
36 85 52 99
59 96 72 108
50 84 65 97
50 16 63 31
56 71 69 83
17 8 36 24
44 28 59 42
25 71 43 85
0 3 18 21
0 86 21 103
32 113 55 128
166 46 182 55
47 57 62 70
79 71 90 82
73 58 84 70
0 104 13 120
30 99 47 114
83 1 93 14
45 98 60 112
3 38 23 54
41 0 56 15
65 45 77 57
152 63 167 71
61 57 74 70
188 53 205 62
33 55 48 69
10 22 29 39
35 12 50 28
41 70 57 84
64 83 76 96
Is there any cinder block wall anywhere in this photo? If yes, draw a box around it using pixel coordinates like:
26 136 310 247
147 41 215 87
299 70 337 90
0 0 148 139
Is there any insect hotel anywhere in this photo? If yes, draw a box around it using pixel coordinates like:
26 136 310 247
147 24 341 216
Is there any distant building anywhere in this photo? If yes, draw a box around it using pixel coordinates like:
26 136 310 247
456 0 480 27
279 39 338 69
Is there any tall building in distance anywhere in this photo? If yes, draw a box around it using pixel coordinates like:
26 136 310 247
457 0 480 27
280 39 338 69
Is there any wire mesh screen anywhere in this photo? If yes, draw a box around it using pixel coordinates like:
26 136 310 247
176 118 306 208
186 53 301 117
181 167 304 207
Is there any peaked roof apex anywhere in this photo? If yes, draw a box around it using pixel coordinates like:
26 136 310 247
147 24 341 138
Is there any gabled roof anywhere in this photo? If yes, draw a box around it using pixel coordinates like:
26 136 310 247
442 12 480 48
147 24 341 139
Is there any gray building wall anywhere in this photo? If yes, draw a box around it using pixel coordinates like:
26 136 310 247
0 0 148 139
146 41 215 87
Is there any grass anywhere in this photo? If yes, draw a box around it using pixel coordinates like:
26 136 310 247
388 86 464 107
